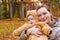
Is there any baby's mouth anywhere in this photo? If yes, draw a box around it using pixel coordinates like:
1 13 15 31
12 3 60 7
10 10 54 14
31 23 32 24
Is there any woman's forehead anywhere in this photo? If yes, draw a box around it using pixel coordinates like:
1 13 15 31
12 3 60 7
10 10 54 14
37 7 48 14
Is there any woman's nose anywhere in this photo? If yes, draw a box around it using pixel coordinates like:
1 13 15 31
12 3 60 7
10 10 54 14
41 15 45 19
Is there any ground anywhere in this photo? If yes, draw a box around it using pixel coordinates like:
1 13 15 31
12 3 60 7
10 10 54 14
0 17 60 40
0 18 26 40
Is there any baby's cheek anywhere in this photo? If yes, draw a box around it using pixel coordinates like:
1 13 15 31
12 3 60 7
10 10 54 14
28 21 30 24
32 20 36 23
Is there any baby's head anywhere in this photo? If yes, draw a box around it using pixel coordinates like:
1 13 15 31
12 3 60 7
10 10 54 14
26 10 38 24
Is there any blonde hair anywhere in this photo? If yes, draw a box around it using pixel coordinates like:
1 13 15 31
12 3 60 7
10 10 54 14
26 10 38 22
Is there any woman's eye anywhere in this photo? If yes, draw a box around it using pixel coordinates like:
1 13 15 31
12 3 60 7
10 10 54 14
38 14 41 17
43 12 47 15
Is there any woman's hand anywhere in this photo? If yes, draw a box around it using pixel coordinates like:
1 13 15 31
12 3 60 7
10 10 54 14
27 27 42 36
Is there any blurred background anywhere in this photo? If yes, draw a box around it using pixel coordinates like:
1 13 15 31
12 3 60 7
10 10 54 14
0 0 60 40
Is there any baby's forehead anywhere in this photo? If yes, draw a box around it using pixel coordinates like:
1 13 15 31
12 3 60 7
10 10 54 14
28 15 34 18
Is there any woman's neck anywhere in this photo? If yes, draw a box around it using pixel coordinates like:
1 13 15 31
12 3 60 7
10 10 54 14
48 19 56 27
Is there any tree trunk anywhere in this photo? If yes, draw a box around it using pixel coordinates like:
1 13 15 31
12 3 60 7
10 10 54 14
0 3 2 20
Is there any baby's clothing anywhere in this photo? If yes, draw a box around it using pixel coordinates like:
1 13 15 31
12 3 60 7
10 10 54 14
27 26 43 36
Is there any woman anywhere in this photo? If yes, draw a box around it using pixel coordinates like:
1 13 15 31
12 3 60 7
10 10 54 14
36 4 60 40
13 3 60 40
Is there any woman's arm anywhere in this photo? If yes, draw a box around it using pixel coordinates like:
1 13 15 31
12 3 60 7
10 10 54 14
34 22 52 35
42 24 52 35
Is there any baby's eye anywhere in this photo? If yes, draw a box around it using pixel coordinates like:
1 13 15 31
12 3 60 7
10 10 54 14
28 20 30 21
31 19 34 20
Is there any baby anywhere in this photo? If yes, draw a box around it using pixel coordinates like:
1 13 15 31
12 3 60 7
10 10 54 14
26 10 42 36
26 10 52 40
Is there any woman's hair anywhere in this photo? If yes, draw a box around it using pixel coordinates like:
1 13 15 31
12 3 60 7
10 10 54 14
36 4 50 12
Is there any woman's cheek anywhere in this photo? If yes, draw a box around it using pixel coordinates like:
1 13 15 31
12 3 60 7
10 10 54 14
45 16 50 23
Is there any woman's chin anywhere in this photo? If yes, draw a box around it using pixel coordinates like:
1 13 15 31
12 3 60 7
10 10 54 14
42 21 48 23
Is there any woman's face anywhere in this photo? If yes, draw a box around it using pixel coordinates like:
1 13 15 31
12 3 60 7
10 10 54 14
37 7 52 23
28 15 36 24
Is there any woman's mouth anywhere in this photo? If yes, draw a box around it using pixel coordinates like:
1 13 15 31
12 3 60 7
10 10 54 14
42 19 46 22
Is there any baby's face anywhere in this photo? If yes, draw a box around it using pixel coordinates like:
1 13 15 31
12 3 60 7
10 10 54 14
28 15 36 24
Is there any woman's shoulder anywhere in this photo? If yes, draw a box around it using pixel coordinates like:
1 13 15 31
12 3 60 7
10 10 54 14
55 18 60 26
